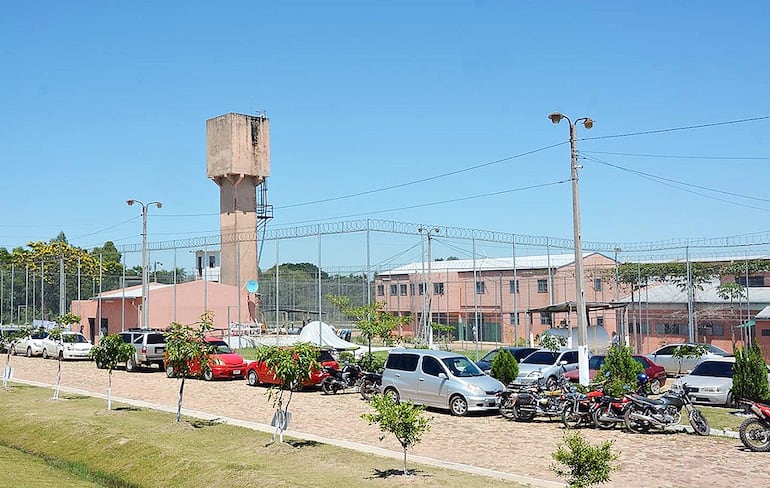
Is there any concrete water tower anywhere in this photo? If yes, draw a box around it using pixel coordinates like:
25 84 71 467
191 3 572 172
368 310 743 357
206 112 272 288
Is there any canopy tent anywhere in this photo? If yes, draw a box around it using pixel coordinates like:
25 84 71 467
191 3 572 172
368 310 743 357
298 321 360 351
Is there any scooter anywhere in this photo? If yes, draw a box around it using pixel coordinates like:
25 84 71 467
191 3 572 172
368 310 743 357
739 399 770 452
320 363 363 395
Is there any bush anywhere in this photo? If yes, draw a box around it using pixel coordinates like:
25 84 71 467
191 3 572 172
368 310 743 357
358 352 385 372
733 343 770 403
490 349 518 385
597 345 643 397
551 431 618 488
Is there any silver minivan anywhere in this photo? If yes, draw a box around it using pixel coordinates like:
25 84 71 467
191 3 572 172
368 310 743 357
381 348 505 416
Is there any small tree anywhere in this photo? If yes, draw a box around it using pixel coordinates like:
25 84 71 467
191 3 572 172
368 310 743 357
597 344 643 397
733 343 770 403
2 326 30 389
164 313 213 422
672 343 708 376
490 349 519 385
540 331 567 352
431 323 455 351
89 334 135 410
326 295 399 356
51 313 81 400
255 341 321 442
362 393 432 476
551 431 619 488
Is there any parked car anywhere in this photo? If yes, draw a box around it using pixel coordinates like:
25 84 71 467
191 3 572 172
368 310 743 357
11 330 49 357
563 354 667 393
115 328 167 371
647 343 731 376
381 348 504 416
515 349 580 388
245 348 338 388
165 337 247 381
475 346 539 373
674 357 770 407
41 331 93 360
0 327 21 353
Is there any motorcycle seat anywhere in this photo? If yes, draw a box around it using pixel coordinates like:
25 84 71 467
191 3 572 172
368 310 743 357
629 395 666 406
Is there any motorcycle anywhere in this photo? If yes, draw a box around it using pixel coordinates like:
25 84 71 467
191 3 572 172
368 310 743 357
511 375 572 421
591 377 649 430
320 363 363 395
738 399 770 452
623 383 710 436
358 371 382 400
561 387 605 428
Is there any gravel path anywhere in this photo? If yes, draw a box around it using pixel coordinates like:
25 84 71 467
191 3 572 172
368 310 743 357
5 356 768 487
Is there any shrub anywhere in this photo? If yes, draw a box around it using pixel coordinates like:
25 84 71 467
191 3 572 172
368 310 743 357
490 349 518 385
733 343 770 403
551 431 618 488
358 352 385 372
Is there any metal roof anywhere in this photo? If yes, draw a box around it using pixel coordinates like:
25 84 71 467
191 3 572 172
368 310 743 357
619 279 770 305
379 252 597 275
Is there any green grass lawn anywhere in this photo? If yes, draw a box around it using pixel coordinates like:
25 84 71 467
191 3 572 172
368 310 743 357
0 384 529 488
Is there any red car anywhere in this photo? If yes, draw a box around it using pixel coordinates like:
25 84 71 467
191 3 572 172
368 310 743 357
165 337 247 381
564 355 667 393
245 348 339 388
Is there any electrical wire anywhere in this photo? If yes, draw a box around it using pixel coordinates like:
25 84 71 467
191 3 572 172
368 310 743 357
582 115 770 141
583 150 770 160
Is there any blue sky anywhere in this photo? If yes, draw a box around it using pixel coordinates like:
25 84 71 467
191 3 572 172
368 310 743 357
2 2 769 271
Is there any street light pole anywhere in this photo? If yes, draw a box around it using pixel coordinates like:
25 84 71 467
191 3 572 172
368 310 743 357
549 111 593 385
127 199 162 329
418 226 439 348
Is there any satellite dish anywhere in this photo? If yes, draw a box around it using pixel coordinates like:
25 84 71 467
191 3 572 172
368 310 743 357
246 280 259 293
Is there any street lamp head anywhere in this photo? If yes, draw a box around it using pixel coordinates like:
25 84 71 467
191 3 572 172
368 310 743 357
548 112 564 124
153 202 163 209
127 199 136 206
582 118 594 129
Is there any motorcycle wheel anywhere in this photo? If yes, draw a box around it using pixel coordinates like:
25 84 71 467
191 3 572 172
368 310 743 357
513 402 534 421
500 398 516 420
561 404 582 429
739 418 770 452
591 407 617 430
321 378 337 395
689 409 710 436
359 379 378 401
624 406 651 433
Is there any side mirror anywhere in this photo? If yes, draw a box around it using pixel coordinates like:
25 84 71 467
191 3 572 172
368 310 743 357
559 360 567 365
438 372 447 379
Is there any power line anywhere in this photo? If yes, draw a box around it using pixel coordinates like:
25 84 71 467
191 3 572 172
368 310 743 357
583 150 770 160
582 115 770 141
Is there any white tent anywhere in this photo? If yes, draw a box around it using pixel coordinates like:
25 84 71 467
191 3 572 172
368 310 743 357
298 321 360 351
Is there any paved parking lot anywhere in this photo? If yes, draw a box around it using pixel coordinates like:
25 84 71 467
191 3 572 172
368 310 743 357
5 356 769 487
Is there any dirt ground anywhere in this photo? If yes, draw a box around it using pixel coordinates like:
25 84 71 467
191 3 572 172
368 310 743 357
4 356 769 487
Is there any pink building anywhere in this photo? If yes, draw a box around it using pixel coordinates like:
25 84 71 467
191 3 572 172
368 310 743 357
71 280 257 341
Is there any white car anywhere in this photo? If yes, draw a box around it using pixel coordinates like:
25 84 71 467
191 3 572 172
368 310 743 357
515 349 580 388
41 332 93 360
674 357 770 407
12 331 49 357
646 343 731 376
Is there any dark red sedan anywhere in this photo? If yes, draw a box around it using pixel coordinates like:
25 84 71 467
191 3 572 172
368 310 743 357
564 355 667 393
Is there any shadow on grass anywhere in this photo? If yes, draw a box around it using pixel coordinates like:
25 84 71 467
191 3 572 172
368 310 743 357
60 394 90 401
368 468 428 479
286 439 319 449
188 418 224 429
112 406 141 412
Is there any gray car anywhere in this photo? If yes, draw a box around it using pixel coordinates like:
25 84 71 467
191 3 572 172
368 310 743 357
515 349 580 388
116 329 167 371
381 348 505 416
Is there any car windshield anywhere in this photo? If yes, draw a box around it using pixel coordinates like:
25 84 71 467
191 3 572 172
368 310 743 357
522 351 559 365
208 340 233 354
31 332 48 340
441 356 484 377
480 349 498 362
61 334 88 344
588 356 605 369
707 344 729 356
690 361 734 378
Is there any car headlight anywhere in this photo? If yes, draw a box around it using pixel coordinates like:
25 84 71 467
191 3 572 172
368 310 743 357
527 371 543 378
467 384 484 395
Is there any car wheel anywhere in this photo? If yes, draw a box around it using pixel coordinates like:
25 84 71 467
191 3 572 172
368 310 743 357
202 369 214 381
42 348 49 359
58 350 64 360
545 376 558 390
648 378 662 395
247 369 259 386
384 387 400 404
26 347 32 358
125 357 137 372
10 347 17 356
449 395 469 417
165 364 176 378
726 391 738 408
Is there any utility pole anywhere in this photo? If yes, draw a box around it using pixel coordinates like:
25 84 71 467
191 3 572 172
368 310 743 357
127 199 162 329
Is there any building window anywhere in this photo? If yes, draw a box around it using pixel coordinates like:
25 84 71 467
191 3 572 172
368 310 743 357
209 255 216 268
376 285 384 296
409 283 415 296
475 281 485 294
655 323 686 335
762 329 770 337
433 282 444 295
510 312 520 326
540 312 552 325
390 284 398 295
736 275 766 287
399 284 407 296
509 280 519 294
537 279 548 293
596 316 604 327
418 283 425 295
594 278 602 291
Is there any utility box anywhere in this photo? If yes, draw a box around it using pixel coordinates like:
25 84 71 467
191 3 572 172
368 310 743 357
206 112 270 179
